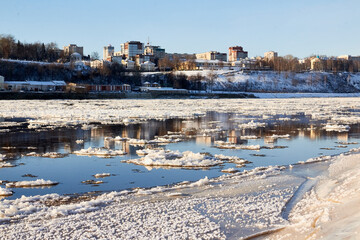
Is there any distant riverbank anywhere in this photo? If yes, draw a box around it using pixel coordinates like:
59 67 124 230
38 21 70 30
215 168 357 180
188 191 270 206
0 91 255 100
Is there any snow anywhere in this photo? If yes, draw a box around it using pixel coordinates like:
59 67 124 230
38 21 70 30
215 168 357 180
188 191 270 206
0 187 13 196
2 98 360 132
5 179 59 188
125 149 223 168
2 98 360 238
73 147 126 157
0 162 15 168
93 173 111 178
324 124 350 132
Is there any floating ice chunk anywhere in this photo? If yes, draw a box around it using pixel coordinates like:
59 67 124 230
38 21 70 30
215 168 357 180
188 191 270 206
215 142 261 150
93 173 111 178
73 147 126 157
81 180 104 185
0 154 5 161
114 136 128 141
221 168 239 173
136 148 164 156
214 154 250 164
0 187 13 196
0 162 15 168
240 135 259 140
269 134 290 139
75 139 84 144
26 152 68 158
238 120 266 129
324 124 350 132
126 150 222 168
6 179 58 188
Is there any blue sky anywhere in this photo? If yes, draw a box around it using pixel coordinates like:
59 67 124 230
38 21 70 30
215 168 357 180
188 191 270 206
0 0 359 58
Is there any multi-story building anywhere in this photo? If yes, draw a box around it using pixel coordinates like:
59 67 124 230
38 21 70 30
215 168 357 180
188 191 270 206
228 46 248 62
103 45 115 60
63 44 83 56
196 51 227 62
144 44 166 59
120 41 144 59
338 55 360 62
264 51 278 60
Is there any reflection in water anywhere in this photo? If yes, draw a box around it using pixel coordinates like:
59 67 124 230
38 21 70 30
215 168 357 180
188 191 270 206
0 111 360 199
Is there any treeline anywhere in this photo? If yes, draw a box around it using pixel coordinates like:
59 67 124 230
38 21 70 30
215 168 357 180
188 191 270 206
0 34 62 62
0 60 142 85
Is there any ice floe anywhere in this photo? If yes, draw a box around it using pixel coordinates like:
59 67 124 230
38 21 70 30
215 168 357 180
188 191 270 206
93 173 111 178
125 149 223 168
6 179 59 188
73 147 126 157
0 187 13 196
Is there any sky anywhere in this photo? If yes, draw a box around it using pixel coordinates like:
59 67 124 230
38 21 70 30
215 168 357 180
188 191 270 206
0 0 359 59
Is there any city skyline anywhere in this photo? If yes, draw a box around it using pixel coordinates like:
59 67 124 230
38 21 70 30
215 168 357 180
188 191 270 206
0 0 359 58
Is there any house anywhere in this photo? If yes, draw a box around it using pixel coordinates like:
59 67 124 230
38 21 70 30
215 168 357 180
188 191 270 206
141 61 156 71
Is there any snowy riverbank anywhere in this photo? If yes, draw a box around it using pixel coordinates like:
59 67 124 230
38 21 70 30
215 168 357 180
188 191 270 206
1 150 359 239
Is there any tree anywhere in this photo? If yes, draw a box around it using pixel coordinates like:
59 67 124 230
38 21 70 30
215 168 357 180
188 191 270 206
91 51 100 60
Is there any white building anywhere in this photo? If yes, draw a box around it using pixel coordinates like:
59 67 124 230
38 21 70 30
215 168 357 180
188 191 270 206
338 55 360 62
3 80 66 92
120 41 144 59
90 60 105 69
141 61 156 71
194 59 230 70
103 45 115 60
264 51 278 60
196 51 227 62
64 44 83 56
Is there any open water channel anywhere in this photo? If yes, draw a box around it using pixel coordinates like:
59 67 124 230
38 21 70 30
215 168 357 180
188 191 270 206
1 111 360 199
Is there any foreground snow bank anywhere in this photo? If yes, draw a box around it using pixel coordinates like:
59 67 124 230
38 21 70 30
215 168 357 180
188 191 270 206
0 165 297 239
267 152 360 239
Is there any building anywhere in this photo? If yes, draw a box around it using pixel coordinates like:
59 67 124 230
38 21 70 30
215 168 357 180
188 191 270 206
144 44 166 59
196 51 227 62
90 60 105 69
228 46 248 62
141 61 156 71
310 57 322 70
264 51 278 60
120 41 144 59
103 45 115 60
338 55 360 62
63 44 83 56
3 80 66 92
194 59 231 70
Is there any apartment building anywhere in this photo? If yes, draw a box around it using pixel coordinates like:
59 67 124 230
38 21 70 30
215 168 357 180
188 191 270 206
63 44 83 56
228 46 248 62
196 51 227 62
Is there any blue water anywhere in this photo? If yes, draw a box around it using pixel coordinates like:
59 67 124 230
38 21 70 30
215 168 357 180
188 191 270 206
1 112 360 199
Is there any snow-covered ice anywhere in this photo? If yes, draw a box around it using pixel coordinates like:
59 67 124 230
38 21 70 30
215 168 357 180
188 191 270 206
73 147 126 157
125 149 223 168
5 179 59 188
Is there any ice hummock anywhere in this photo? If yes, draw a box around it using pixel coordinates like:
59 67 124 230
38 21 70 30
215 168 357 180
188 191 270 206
73 147 126 157
125 149 223 168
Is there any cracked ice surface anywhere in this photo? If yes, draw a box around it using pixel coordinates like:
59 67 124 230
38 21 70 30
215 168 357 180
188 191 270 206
2 98 360 128
0 165 303 239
